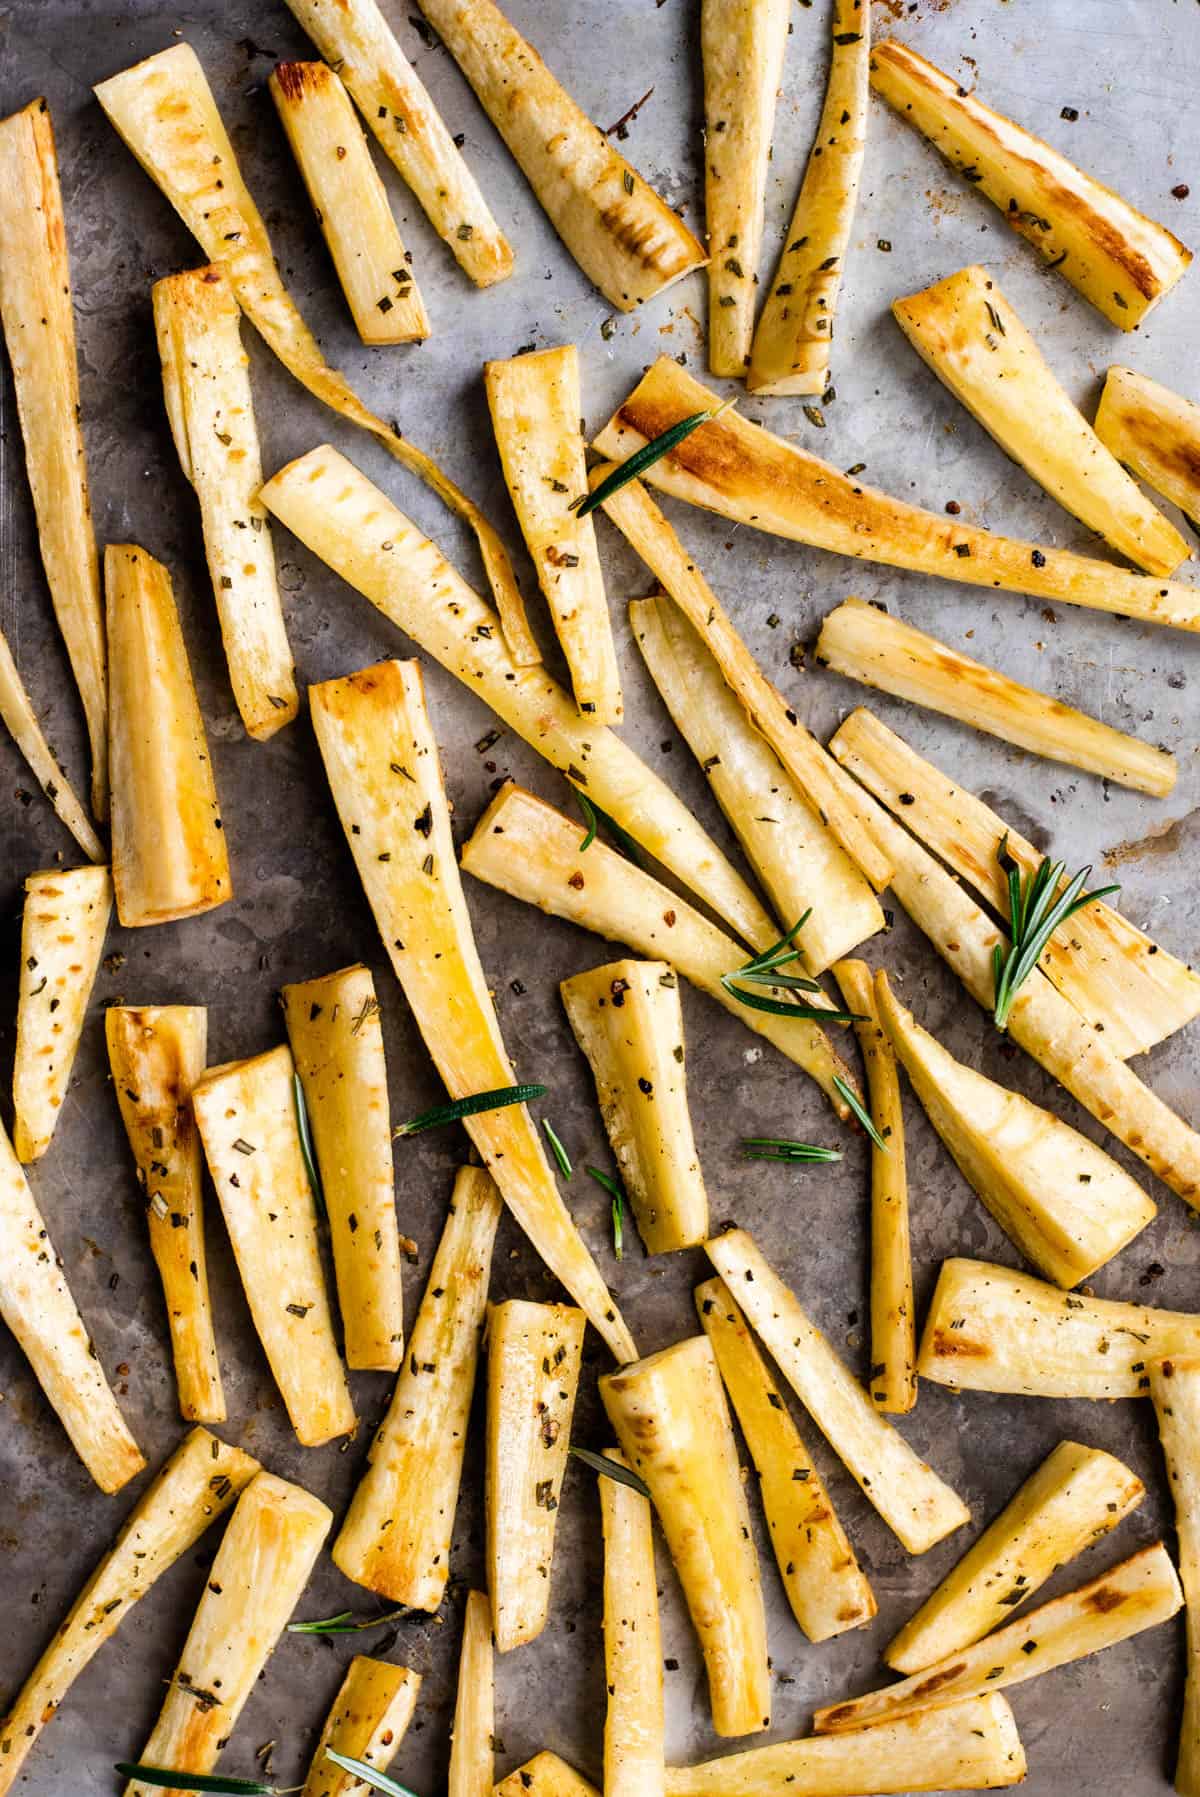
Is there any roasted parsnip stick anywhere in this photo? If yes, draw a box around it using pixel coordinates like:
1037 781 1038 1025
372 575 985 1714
413 0 706 309
303 1656 421 1797
695 1277 874 1642
13 865 110 1163
706 1228 968 1553
601 1336 770 1738
1095 365 1200 531
125 1473 332 1797
260 444 772 952
702 0 789 375
600 1449 665 1797
310 659 634 1361
496 1755 599 1797
630 592 883 972
1149 1358 1200 1797
335 1167 501 1605
281 965 404 1372
0 1428 258 1797
486 1300 585 1651
485 347 621 722
816 598 1177 798
870 41 1191 329
270 61 429 344
192 1044 355 1446
463 784 857 1117
832 960 914 1413
0 628 103 860
919 1258 1200 1399
560 961 708 1254
592 357 1200 634
0 99 106 818
450 1591 494 1797
886 1440 1145 1675
746 0 868 395
153 265 297 739
106 1006 223 1423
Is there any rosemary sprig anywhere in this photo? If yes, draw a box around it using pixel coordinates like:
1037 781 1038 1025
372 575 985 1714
542 1116 573 1178
287 1606 412 1635
577 400 735 516
573 789 644 866
324 1750 421 1797
569 1445 651 1498
586 1165 626 1258
742 1137 843 1165
394 1083 547 1137
991 835 1119 1030
114 1768 275 1795
720 914 863 1024
293 1073 324 1209
834 1074 888 1152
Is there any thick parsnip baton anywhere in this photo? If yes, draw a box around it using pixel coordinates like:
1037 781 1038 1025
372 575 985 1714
601 1336 771 1738
0 1428 258 1797
1149 1358 1200 1797
1095 365 1200 531
13 865 111 1163
124 1472 332 1797
560 960 708 1254
106 1005 224 1424
496 1755 599 1797
870 40 1191 329
334 1167 501 1605
310 659 634 1361
486 1300 585 1651
695 1277 874 1643
0 628 103 860
706 1228 968 1553
600 1449 665 1797
192 1044 355 1446
303 1656 421 1797
282 964 404 1372
450 1590 494 1797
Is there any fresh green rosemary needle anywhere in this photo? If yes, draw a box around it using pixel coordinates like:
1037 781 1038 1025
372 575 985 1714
394 1083 547 1137
577 400 735 517
114 1769 274 1795
569 1445 651 1498
742 1137 843 1165
287 1606 412 1636
572 789 644 865
323 1750 422 1797
720 913 863 1023
292 1072 324 1209
542 1116 573 1178
833 1074 888 1152
586 1164 626 1258
991 835 1118 1030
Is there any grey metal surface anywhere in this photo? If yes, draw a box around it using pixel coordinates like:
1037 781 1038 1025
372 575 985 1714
0 0 1196 1790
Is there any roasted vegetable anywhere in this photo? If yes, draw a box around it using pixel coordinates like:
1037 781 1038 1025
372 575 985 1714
600 1448 665 1795
450 1590 493 1797
0 628 103 860
13 865 110 1163
1149 1357 1200 1797
302 1656 421 1797
496 1755 598 1797
1095 365 1200 531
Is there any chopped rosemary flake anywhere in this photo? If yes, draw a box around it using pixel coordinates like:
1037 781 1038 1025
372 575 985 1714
834 1075 888 1152
323 1751 422 1797
569 1444 651 1497
578 400 735 517
742 1137 843 1165
394 1083 548 1137
542 1116 573 1178
293 1074 324 1210
991 835 1118 1030
113 1769 273 1795
288 1605 412 1635
720 914 863 1023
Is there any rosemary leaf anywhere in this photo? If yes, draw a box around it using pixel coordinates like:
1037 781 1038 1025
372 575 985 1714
288 1605 412 1635
394 1083 547 1137
720 977 861 1023
293 1073 324 1210
323 1750 422 1797
991 835 1119 1030
572 789 644 866
576 790 599 852
114 1768 273 1795
833 1074 888 1152
578 400 735 516
586 1164 626 1259
569 1445 651 1498
719 913 864 1023
542 1116 573 1178
742 1137 843 1164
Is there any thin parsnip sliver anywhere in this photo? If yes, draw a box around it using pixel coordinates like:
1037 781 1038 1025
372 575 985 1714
13 865 110 1163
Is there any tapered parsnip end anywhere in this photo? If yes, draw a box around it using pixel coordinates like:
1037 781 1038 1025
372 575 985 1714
485 347 621 721
0 630 104 859
600 1448 665 1794
495 1754 599 1797
193 1044 354 1445
450 1591 494 1797
486 1300 585 1651
304 1657 421 1797
561 960 707 1253
106 1005 224 1423
0 99 107 820
282 964 404 1371
886 1439 1145 1675
13 865 111 1162
870 40 1192 328
601 1336 770 1738
705 1227 968 1553
334 1167 501 1606
816 598 1178 797
695 1276 874 1642
1095 364 1200 532
1148 1357 1200 1797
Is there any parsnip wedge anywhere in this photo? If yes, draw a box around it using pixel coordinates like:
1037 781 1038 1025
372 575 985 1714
665 1693 1026 1796
281 964 404 1372
869 40 1191 330
125 1472 332 1797
695 1277 874 1643
886 1440 1145 1675
303 1656 420 1797
560 960 708 1254
334 1167 501 1605
746 0 868 395
600 1448 665 1796
0 628 103 860
832 960 914 1413
1148 1357 1200 1797
153 265 297 740
412 0 706 309
601 1336 770 1738
702 0 790 375
485 347 621 722
0 1427 258 1797
894 266 1188 575
106 1006 223 1423
270 61 429 345
192 1044 355 1446
486 1300 585 1652
630 592 883 972
310 659 634 1361
463 784 856 1117
1095 365 1200 532
0 1112 143 1492
93 44 531 656
496 1755 598 1797
816 597 1177 798
592 357 1200 634
0 99 106 818
105 544 231 927
260 444 773 952
814 1541 1182 1735
13 865 111 1163
450 1591 494 1797
706 1228 968 1553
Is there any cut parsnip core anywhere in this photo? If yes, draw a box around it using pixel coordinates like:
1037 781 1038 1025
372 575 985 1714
450 1590 493 1797
1095 365 1200 531
601 1448 665 1797
0 628 103 860
303 1656 420 1797
14 865 110 1163
1149 1357 1200 1797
